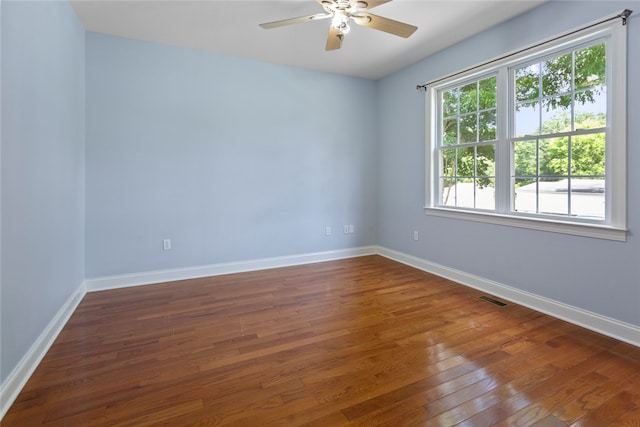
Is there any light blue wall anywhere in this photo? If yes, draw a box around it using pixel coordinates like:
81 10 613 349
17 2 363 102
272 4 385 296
85 33 378 277
377 1 640 327
1 0 86 382
2 0 638 394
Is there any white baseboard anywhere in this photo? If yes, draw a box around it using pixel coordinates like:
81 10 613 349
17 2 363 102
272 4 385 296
0 281 86 421
377 246 640 348
86 246 378 292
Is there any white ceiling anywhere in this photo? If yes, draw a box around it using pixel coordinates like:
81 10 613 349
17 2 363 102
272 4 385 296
71 0 548 80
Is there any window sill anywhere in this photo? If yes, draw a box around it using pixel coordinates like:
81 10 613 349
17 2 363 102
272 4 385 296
424 207 627 241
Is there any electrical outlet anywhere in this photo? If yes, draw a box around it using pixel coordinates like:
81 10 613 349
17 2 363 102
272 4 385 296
344 225 350 234
325 226 332 236
349 224 354 233
413 231 419 241
163 239 172 250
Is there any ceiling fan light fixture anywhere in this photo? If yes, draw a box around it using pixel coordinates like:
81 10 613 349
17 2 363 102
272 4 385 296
331 12 351 33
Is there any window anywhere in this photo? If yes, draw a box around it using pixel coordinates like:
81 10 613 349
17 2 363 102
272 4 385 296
425 18 627 241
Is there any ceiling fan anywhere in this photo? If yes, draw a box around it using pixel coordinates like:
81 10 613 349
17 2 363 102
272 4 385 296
259 0 418 51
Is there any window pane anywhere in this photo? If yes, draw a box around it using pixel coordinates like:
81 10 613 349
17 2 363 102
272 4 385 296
478 76 497 110
539 137 568 177
442 118 458 146
513 140 537 177
441 181 456 206
457 146 478 209
514 178 537 213
540 111 570 136
571 133 605 176
456 178 475 208
539 178 569 215
542 52 572 97
570 178 605 218
574 86 606 129
477 144 495 211
515 64 540 102
460 114 477 143
440 148 456 206
459 82 477 114
541 96 571 133
479 110 496 141
477 144 495 177
476 178 495 210
440 147 456 177
443 88 458 118
515 102 539 137
575 43 605 89
456 147 475 178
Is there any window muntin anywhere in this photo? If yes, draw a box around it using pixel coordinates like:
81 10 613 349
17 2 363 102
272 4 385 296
426 19 626 241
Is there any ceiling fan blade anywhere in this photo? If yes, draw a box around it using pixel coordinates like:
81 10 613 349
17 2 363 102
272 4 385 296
358 0 393 10
259 13 331 29
325 25 343 51
353 12 417 38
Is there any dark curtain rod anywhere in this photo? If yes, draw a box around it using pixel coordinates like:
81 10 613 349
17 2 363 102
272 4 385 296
416 9 633 91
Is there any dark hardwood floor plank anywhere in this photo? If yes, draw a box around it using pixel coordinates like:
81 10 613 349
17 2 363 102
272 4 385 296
607 374 640 426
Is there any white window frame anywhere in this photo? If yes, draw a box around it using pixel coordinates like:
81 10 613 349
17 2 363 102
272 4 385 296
425 17 627 241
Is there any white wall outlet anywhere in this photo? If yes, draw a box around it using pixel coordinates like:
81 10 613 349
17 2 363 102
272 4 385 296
349 224 354 234
413 231 419 241
163 239 172 250
343 225 349 234
325 226 332 236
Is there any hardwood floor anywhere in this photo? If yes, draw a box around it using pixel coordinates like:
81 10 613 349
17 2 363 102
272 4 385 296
4 255 640 426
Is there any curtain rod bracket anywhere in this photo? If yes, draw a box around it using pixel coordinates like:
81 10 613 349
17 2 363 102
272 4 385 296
416 84 426 91
621 9 632 25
